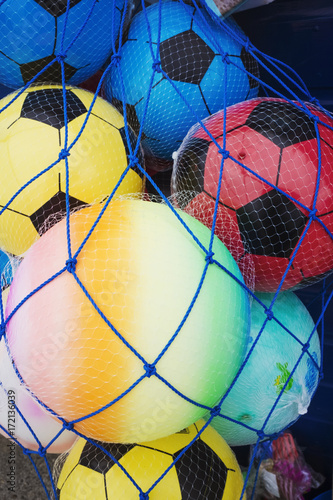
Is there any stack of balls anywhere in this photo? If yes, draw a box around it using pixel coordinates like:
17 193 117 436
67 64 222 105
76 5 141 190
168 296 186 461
171 96 331 448
0 0 328 499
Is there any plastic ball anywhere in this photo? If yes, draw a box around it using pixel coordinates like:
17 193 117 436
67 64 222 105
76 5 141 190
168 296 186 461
105 0 259 161
209 291 321 446
6 199 250 443
0 346 76 453
0 286 76 453
0 85 144 256
0 250 17 289
172 97 333 292
55 420 244 499
0 0 126 88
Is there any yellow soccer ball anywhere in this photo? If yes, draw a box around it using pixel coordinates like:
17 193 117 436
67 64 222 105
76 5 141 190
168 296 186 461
55 420 245 500
0 85 144 255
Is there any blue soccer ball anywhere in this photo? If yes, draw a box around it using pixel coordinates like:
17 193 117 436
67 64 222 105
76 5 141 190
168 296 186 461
0 0 127 88
104 0 259 162
0 250 18 290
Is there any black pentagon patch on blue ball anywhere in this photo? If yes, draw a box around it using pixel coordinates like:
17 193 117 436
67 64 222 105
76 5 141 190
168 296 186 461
173 439 227 499
79 441 135 474
245 101 317 148
33 0 82 17
173 137 210 208
240 47 259 90
30 191 87 236
20 56 78 86
21 88 87 129
236 189 308 258
112 97 147 141
160 30 215 84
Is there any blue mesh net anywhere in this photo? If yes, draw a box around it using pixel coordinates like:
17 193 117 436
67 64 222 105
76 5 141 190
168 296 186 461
0 0 330 498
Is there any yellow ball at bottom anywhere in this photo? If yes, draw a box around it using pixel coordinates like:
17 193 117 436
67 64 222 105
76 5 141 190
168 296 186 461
56 420 245 499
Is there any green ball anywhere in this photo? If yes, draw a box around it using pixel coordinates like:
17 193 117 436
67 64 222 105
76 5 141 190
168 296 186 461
210 291 321 446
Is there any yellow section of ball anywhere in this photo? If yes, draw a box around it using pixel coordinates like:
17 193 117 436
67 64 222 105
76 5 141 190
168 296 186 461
106 447 180 499
0 85 144 256
57 438 86 490
57 420 245 499
59 465 107 500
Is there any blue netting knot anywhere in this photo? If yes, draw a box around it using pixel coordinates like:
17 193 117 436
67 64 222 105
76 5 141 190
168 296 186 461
62 421 74 431
0 322 5 341
218 148 229 160
129 154 139 166
152 60 162 73
56 52 67 63
59 148 70 161
140 493 149 500
66 258 77 274
38 446 46 457
210 405 221 417
265 308 274 321
205 251 215 264
302 341 310 353
144 363 156 378
257 429 266 440
111 53 122 66
310 96 320 107
221 52 230 64
308 208 317 220
243 37 251 52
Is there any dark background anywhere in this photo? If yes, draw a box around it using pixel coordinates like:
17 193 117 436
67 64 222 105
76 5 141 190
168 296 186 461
233 1 333 498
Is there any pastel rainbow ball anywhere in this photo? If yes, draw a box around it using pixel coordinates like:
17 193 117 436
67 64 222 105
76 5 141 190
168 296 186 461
6 199 250 443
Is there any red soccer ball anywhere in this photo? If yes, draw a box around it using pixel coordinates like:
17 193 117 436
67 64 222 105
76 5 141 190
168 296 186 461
171 97 333 292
